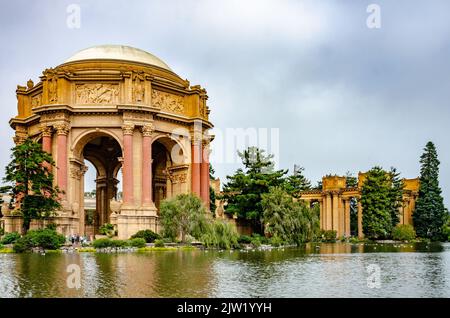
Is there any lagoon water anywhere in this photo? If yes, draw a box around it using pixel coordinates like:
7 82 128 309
1 242 449 298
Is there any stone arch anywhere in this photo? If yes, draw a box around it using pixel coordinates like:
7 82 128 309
151 133 188 165
72 128 123 160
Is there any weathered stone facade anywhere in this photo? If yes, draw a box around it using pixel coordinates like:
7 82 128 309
3 45 213 239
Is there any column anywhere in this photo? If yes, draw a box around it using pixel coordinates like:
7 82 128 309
357 200 364 238
338 196 345 238
200 140 210 207
319 200 324 230
332 191 339 234
122 123 135 206
326 192 332 230
41 125 52 153
55 123 69 197
191 136 201 197
344 198 351 237
141 124 155 207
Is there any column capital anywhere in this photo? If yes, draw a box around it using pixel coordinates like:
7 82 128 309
141 123 155 137
40 124 53 137
54 122 70 135
122 123 135 135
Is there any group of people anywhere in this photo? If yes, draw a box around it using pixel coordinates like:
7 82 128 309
68 234 88 245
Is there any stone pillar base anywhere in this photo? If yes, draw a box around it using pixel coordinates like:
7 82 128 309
116 213 159 240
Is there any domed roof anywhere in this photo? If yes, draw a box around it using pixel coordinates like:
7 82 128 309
63 45 172 71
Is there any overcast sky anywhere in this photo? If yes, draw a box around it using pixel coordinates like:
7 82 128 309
0 0 449 206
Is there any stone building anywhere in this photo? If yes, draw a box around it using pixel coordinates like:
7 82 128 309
3 45 213 239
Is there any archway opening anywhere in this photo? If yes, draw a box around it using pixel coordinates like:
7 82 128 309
82 136 122 235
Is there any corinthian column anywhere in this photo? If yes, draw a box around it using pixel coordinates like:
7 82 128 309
122 123 135 206
40 124 53 153
141 123 155 207
191 134 202 197
200 140 210 207
55 123 69 197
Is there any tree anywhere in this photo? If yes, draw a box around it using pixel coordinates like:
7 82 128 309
2 138 61 234
159 193 207 242
345 171 358 188
388 167 404 228
361 167 393 239
222 147 287 233
209 165 217 215
413 142 447 240
261 187 320 245
283 165 312 198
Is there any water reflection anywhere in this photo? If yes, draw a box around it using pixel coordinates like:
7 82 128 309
0 243 449 298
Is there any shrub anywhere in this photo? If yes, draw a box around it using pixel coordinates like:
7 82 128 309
321 230 337 243
250 237 261 247
443 217 450 242
1 232 21 245
0 228 4 236
200 220 239 249
0 243 3 250
269 236 284 247
392 224 416 241
129 238 146 248
238 235 252 244
130 229 161 243
28 228 65 249
99 223 115 237
154 239 165 247
13 236 34 253
92 238 129 249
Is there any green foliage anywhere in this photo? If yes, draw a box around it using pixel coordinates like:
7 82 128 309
0 228 4 236
389 167 404 227
159 193 207 242
222 147 287 233
209 165 217 214
46 223 57 231
85 209 95 226
99 223 115 237
129 238 146 248
392 224 416 241
283 165 311 198
413 142 447 241
321 230 337 242
130 229 161 243
237 235 252 244
92 238 128 249
345 172 358 188
361 166 403 239
199 220 239 249
250 237 262 247
442 216 450 242
2 138 62 233
1 232 21 244
261 187 320 245
28 228 65 249
269 236 284 247
12 228 65 252
154 239 165 248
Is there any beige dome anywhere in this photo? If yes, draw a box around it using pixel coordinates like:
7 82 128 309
64 45 172 71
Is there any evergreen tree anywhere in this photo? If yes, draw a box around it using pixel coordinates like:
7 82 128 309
2 138 61 234
209 165 217 214
283 165 312 198
345 171 358 188
389 167 404 228
413 142 447 240
361 167 393 239
222 147 287 233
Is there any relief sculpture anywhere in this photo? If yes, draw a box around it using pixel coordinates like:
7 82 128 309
151 89 184 114
76 83 119 104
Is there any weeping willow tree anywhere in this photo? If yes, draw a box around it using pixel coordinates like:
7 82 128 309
261 187 320 245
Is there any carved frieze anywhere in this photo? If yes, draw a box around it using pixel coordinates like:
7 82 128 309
151 89 184 114
141 123 155 137
170 173 187 184
76 83 119 104
31 94 42 108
